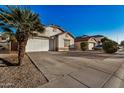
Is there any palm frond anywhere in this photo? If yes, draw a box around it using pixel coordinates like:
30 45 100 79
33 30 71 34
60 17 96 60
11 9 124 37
1 27 12 32
1 5 44 38
0 22 5 26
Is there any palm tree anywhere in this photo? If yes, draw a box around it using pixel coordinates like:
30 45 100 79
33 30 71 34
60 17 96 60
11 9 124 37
0 6 44 65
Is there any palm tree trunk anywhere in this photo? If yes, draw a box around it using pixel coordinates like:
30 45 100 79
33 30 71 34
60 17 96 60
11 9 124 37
18 40 28 65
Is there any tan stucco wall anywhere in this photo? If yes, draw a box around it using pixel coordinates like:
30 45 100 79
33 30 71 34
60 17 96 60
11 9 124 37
38 26 62 37
58 33 74 51
75 41 82 50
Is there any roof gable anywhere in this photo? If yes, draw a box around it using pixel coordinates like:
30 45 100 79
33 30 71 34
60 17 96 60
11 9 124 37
54 32 74 38
75 36 96 42
46 25 65 33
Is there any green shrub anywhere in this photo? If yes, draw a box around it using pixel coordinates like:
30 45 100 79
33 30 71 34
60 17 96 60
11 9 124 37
121 40 124 46
101 37 110 43
102 40 118 53
80 42 88 51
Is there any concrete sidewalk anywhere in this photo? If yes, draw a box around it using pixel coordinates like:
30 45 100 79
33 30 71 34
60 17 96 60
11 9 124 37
27 51 124 88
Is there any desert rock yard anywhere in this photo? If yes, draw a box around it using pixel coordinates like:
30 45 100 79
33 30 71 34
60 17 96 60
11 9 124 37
0 51 124 88
0 53 47 88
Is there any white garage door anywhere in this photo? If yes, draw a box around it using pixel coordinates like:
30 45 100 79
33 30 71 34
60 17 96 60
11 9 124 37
88 43 94 50
26 38 49 52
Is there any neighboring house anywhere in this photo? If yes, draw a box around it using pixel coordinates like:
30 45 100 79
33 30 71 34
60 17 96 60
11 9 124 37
75 35 105 50
26 25 74 52
0 33 10 42
75 36 97 50
0 33 10 50
91 35 104 46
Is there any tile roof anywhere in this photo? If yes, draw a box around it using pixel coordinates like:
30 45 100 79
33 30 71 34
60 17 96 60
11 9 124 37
75 36 92 42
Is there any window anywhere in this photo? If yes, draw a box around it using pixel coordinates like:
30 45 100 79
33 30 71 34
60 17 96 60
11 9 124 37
64 39 70 47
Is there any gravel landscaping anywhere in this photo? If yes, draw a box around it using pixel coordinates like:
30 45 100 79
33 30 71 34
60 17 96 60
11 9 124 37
0 53 48 88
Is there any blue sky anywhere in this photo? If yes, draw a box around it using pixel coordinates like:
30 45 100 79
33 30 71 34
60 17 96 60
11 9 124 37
1 5 124 43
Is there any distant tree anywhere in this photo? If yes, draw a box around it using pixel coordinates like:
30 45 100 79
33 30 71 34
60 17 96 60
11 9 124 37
101 37 118 45
102 40 118 53
80 42 88 51
121 40 124 46
101 37 110 43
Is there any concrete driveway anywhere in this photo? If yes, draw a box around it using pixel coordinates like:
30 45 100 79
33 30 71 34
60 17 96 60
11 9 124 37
27 51 124 88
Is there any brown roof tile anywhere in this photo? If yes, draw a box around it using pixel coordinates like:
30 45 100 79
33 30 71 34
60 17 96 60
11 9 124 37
75 36 96 42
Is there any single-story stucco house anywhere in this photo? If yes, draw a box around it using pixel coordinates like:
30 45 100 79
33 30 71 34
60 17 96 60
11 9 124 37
26 25 75 52
75 36 97 50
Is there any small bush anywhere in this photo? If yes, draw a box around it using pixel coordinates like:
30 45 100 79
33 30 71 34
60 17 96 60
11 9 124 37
121 40 124 47
80 42 88 51
102 40 118 53
101 37 110 43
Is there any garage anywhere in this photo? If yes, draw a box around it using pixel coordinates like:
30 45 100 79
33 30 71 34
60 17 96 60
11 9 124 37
88 43 95 50
26 37 49 52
